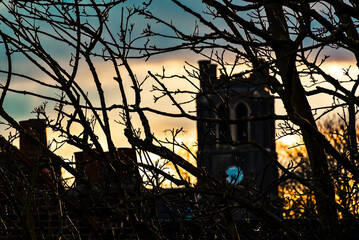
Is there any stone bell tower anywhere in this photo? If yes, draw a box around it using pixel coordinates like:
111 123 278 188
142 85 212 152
196 60 277 194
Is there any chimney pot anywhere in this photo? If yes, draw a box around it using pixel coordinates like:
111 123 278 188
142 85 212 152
19 119 47 158
198 60 217 90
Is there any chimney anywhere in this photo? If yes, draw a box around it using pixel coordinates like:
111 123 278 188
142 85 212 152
118 148 136 165
74 148 137 185
117 148 137 180
198 60 217 91
74 151 99 183
19 119 47 158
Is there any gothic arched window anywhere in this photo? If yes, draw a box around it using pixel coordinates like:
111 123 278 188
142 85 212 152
235 102 249 141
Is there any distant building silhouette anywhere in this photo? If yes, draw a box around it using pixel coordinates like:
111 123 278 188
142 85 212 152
196 60 278 194
0 61 279 238
0 119 140 239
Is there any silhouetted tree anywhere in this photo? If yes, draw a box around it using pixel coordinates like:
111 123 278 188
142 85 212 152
0 1 359 239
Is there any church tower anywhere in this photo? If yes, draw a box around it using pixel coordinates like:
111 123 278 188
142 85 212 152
196 61 277 194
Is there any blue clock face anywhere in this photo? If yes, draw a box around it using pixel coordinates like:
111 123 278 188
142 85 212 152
226 166 244 184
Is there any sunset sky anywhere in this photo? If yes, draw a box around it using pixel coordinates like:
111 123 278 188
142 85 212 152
0 0 358 162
